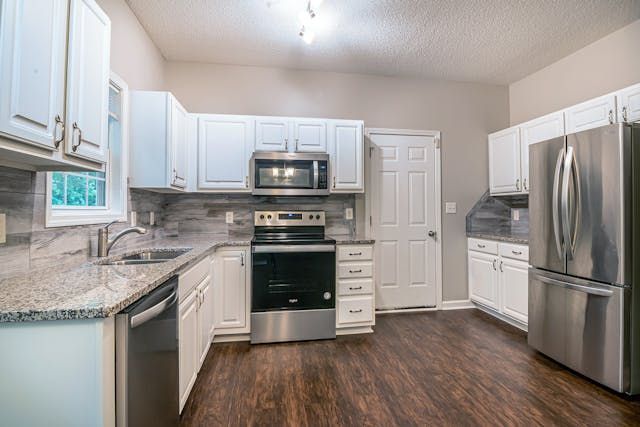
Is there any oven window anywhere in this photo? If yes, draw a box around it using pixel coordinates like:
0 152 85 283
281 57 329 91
252 251 336 312
255 160 314 189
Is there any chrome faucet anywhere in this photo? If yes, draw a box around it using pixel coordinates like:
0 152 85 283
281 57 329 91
97 220 147 257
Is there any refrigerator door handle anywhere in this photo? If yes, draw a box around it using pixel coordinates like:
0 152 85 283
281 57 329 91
536 275 614 297
561 146 574 260
552 147 565 259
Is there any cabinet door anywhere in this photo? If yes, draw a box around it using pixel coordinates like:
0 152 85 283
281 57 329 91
499 258 529 324
294 119 327 152
214 250 248 332
197 278 213 370
564 94 616 134
520 112 565 193
170 96 188 188
329 120 364 192
488 127 521 195
178 290 198 413
198 115 254 191
0 0 67 150
65 0 110 163
617 83 640 123
255 117 289 152
468 250 499 309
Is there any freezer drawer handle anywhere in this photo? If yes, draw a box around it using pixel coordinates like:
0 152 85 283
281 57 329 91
538 276 613 297
130 291 178 328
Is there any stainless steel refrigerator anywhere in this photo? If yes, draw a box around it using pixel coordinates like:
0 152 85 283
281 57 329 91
528 123 640 394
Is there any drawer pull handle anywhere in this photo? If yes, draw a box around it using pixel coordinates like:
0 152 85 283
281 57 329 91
349 269 362 274
349 252 362 256
512 250 522 255
349 286 363 290
349 309 363 313
477 244 486 248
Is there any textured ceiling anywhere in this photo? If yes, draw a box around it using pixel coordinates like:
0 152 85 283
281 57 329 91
126 0 640 84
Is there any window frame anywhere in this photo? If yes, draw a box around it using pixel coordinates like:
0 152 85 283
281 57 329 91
45 71 129 228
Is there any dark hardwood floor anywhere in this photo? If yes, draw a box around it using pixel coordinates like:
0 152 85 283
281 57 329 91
180 310 640 426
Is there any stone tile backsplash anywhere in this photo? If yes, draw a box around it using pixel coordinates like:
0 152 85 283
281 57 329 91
465 190 529 240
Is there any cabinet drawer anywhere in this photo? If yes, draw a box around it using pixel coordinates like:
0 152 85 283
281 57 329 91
499 243 529 261
338 296 374 325
179 256 210 302
468 238 498 255
338 279 373 296
338 245 373 261
338 262 373 279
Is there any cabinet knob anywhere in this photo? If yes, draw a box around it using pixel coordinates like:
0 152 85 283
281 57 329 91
428 230 436 238
71 122 82 152
608 109 614 124
285 138 288 151
333 176 336 189
245 176 249 188
523 178 528 191
515 178 520 191
53 115 64 149
622 106 628 123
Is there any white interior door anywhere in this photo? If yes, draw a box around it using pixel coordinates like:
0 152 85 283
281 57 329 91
370 130 440 310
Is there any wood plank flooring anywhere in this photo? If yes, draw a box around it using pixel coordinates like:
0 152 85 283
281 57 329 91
180 310 640 426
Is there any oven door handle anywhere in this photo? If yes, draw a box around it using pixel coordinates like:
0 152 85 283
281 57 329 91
252 244 335 253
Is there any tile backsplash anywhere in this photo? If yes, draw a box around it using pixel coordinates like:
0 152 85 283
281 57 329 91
465 190 529 239
0 166 356 279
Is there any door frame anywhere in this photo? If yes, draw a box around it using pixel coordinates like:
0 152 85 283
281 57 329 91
364 128 443 310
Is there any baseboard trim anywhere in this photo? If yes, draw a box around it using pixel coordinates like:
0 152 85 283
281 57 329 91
441 299 475 310
213 334 250 343
337 326 374 336
376 307 438 314
473 303 528 332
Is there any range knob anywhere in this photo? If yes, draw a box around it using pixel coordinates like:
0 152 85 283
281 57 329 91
316 214 321 220
260 214 265 220
309 214 314 220
267 214 272 220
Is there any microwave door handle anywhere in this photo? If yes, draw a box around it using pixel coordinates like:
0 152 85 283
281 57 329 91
313 160 319 189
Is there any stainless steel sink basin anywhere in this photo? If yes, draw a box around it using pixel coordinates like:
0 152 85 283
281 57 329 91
98 248 191 266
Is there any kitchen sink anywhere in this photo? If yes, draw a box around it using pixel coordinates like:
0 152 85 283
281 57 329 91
97 248 191 266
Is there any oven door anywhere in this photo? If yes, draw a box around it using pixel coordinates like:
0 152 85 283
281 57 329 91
252 244 336 312
252 154 329 196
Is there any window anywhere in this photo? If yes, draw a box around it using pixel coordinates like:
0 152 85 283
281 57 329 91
46 72 129 227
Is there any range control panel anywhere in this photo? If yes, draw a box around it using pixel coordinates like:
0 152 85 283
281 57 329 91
254 211 325 227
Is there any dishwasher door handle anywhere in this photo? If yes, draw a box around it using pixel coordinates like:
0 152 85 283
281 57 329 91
131 291 178 328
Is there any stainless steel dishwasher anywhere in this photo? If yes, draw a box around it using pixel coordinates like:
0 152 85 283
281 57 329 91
116 277 179 426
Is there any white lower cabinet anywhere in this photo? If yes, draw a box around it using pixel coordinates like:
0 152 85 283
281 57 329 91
197 277 214 369
213 247 250 335
178 289 198 413
336 244 375 332
468 238 529 327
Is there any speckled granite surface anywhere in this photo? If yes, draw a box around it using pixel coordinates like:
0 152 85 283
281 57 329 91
331 235 375 245
466 232 529 244
0 236 250 323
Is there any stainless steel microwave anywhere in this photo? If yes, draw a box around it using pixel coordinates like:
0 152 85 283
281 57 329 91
251 152 330 196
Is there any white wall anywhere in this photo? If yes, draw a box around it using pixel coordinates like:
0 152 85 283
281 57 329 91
97 0 165 90
164 62 509 301
509 19 640 124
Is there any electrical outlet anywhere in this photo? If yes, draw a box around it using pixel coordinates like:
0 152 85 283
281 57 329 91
226 212 234 224
130 211 137 226
0 214 6 244
445 202 457 214
345 208 353 220
149 211 155 226
512 209 520 221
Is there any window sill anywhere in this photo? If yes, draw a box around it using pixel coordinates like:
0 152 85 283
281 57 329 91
45 210 127 228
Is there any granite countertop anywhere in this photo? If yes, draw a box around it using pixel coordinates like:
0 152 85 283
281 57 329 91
0 236 251 323
330 235 375 245
466 232 528 244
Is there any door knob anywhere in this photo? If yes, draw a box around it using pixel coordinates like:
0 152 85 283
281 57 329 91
428 230 436 237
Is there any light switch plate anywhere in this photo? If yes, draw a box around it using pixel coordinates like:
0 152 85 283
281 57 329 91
0 214 5 244
512 209 520 221
445 202 457 214
226 212 234 224
345 208 353 220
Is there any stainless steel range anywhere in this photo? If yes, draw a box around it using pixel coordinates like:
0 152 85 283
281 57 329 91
251 210 336 344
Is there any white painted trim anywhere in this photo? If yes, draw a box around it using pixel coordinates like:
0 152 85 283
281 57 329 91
212 333 250 343
336 326 373 335
376 307 438 314
365 128 443 310
473 302 528 332
441 299 475 310
45 71 129 228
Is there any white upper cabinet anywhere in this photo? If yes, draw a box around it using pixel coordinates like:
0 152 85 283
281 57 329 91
64 0 110 163
293 119 327 152
564 94 616 134
129 91 189 191
519 111 565 193
0 0 68 151
255 117 289 152
198 114 254 191
617 83 640 123
329 120 364 192
489 126 521 195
